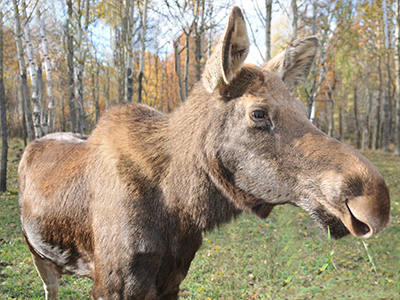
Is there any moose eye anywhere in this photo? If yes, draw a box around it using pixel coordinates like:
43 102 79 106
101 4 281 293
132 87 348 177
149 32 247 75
249 109 273 129
251 110 268 120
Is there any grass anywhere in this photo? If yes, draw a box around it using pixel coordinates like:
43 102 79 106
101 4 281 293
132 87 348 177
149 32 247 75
1 140 399 299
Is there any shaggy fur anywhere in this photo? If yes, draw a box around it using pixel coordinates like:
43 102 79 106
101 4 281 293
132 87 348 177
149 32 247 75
19 7 390 300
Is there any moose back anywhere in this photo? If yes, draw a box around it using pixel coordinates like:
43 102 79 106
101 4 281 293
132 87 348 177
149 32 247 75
19 7 391 300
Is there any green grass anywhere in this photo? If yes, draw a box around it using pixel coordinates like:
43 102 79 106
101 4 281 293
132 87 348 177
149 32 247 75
1 141 399 299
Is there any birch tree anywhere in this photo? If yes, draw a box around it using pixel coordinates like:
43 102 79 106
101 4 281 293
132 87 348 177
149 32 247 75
394 0 400 154
265 0 272 61
66 0 77 133
0 10 7 192
21 0 42 139
137 0 148 103
76 0 90 135
124 0 135 103
291 0 298 40
38 9 55 130
12 0 34 141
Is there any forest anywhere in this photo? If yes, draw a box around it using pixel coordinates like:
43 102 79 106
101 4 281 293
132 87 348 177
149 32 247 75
0 0 400 191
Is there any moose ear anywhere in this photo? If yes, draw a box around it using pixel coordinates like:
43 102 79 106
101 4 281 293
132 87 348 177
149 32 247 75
202 7 250 93
263 37 320 90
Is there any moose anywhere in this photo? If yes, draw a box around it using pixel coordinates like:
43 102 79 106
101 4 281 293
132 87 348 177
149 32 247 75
19 7 391 300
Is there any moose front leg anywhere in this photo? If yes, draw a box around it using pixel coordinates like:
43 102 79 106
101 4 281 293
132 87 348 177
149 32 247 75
31 254 61 300
92 251 164 300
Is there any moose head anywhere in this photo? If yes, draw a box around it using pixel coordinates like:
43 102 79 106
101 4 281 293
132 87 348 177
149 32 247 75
195 7 391 239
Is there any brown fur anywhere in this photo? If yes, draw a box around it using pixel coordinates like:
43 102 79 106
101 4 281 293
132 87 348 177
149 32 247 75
19 7 390 300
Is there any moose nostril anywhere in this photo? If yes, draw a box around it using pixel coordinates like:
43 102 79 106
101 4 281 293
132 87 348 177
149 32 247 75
354 220 370 236
346 201 372 237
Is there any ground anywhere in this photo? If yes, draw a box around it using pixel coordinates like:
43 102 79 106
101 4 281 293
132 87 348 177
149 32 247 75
0 139 399 299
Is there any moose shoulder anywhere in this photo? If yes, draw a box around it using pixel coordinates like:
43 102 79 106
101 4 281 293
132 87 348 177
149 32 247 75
19 7 391 300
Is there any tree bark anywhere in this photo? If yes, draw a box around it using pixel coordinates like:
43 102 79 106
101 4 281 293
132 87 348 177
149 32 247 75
76 0 90 134
265 0 272 61
105 66 110 110
362 88 372 150
339 104 344 141
36 60 48 135
92 68 100 124
328 100 334 137
184 30 190 100
291 0 298 40
353 86 361 149
12 0 34 141
0 11 8 192
137 0 148 103
373 56 382 150
309 45 327 124
384 90 390 152
66 0 77 133
38 9 55 132
395 0 400 154
174 39 185 103
125 0 134 103
21 0 42 139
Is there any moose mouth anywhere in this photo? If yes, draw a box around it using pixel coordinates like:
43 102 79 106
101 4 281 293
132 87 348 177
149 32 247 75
310 207 349 239
309 201 372 239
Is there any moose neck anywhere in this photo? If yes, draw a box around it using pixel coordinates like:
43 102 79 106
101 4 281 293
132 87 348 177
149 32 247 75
162 86 243 233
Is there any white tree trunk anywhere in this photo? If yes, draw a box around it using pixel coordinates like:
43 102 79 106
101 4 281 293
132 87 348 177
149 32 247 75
291 0 298 40
125 0 135 103
265 0 272 61
38 9 55 111
66 0 77 133
0 10 8 192
395 0 400 154
12 0 34 141
309 44 326 124
76 0 90 135
137 0 148 103
21 0 42 139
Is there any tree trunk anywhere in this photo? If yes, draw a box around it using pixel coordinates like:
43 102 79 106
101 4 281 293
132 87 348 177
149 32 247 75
137 0 148 103
21 89 27 146
174 40 185 103
362 88 372 150
125 0 134 103
38 9 55 132
265 0 272 61
386 15 393 145
291 0 298 40
76 58 86 134
12 0 34 141
0 11 8 192
339 104 344 141
194 23 202 82
309 45 327 124
353 86 361 149
76 0 90 135
36 62 48 135
373 56 382 150
395 0 400 154
328 101 334 137
21 0 42 139
66 0 77 133
93 68 100 124
184 31 190 100
384 90 390 152
105 66 110 110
